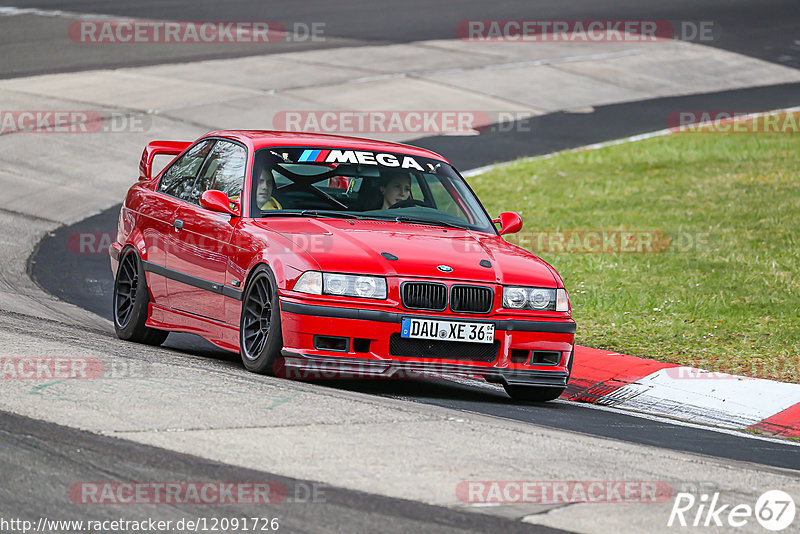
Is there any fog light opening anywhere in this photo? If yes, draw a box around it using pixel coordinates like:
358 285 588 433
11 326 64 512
510 349 530 364
352 338 371 353
313 335 349 352
531 351 561 365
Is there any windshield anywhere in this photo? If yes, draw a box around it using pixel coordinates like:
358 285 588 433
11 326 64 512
249 147 495 233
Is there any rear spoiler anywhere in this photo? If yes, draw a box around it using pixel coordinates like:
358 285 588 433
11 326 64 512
139 140 192 180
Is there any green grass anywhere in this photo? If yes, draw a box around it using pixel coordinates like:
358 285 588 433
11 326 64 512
470 117 800 382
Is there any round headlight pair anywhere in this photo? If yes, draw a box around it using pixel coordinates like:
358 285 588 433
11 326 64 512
295 271 387 300
502 287 569 311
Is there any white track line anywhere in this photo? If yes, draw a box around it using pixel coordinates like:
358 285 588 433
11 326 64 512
598 367 800 429
0 6 120 19
552 399 800 448
440 374 800 445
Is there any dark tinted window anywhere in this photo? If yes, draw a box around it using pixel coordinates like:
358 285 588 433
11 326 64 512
249 148 494 232
159 140 214 201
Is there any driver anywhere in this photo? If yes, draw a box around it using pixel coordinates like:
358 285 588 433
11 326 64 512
380 174 412 209
256 168 282 210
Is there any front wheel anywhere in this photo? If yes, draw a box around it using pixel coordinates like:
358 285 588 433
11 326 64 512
240 266 283 374
504 384 565 402
113 251 168 346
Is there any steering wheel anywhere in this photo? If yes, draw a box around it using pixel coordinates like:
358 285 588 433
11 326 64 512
389 199 427 209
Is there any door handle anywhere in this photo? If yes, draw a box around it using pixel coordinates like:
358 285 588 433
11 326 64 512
173 219 184 230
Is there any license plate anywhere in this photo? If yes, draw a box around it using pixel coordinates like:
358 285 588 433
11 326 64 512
401 318 495 344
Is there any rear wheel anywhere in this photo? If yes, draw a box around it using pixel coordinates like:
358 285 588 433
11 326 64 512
240 266 283 374
503 348 574 403
113 251 168 345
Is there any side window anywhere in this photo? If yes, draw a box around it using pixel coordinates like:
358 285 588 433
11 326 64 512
158 140 214 201
197 141 247 201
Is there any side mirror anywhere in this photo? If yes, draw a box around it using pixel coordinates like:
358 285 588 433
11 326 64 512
493 211 523 235
200 190 240 217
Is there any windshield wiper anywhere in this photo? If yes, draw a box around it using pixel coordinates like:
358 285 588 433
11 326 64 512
300 210 364 219
259 211 470 229
257 210 362 219
388 215 470 230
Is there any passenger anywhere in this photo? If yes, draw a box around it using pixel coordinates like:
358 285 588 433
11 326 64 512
257 169 282 210
380 174 412 209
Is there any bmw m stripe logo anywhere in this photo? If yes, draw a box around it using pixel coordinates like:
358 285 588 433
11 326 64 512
298 149 331 162
437 265 453 273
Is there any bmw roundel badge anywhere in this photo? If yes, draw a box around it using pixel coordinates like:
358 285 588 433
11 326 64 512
437 265 454 273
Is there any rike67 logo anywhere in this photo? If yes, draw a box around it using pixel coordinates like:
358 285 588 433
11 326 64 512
668 490 796 531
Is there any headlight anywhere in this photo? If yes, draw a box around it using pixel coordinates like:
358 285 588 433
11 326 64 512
294 271 322 294
294 271 387 300
503 286 570 312
503 287 528 309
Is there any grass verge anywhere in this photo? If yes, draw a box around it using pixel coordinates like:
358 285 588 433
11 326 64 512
470 111 800 382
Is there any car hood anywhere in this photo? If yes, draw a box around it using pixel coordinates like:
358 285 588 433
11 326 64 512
255 218 558 287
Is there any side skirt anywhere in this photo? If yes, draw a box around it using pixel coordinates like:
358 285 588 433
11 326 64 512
147 303 241 354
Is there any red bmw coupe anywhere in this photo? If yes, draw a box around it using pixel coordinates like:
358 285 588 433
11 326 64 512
110 131 576 401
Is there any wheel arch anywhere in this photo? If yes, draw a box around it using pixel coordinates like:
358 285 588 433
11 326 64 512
117 244 158 302
243 253 310 294
239 261 282 316
241 260 276 292
121 228 148 262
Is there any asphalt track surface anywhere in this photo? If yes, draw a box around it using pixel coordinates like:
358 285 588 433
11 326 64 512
7 0 800 529
1 0 799 77
0 410 566 534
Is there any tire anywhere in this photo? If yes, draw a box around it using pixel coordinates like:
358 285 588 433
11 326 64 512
239 265 283 374
113 250 168 346
504 384 565 403
503 348 574 403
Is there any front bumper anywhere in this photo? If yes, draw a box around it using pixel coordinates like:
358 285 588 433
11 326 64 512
279 298 575 388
